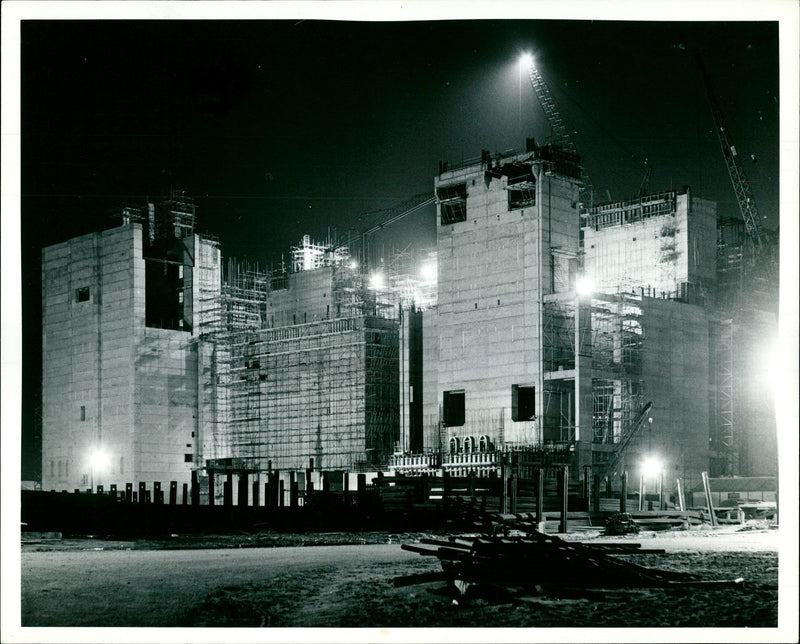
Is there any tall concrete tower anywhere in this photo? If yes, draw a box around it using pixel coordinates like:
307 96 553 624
427 143 584 456
41 195 221 492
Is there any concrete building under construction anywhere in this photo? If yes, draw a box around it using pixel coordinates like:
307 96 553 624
383 144 722 493
39 152 777 496
41 192 221 492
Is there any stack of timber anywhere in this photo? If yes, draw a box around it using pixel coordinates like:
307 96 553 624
397 508 743 599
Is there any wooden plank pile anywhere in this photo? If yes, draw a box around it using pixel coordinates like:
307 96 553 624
396 510 743 599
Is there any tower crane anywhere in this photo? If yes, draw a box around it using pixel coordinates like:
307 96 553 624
695 54 765 254
521 54 594 208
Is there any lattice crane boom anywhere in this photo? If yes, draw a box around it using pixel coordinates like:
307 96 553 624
696 54 764 251
524 57 593 207
525 63 575 153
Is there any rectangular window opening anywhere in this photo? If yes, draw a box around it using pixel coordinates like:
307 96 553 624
443 390 465 427
75 287 90 302
508 187 536 210
437 183 467 225
512 384 536 422
80 405 86 421
184 454 193 463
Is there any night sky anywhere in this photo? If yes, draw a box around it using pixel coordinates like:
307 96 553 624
17 17 781 479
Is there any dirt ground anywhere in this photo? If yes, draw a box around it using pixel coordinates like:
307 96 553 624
19 525 782 630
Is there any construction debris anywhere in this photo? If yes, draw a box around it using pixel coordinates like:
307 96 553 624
604 512 640 535
396 510 744 600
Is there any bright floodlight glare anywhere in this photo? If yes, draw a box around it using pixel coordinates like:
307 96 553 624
368 272 385 291
349 260 359 270
89 449 109 471
420 261 437 282
520 52 533 68
575 276 595 297
641 456 663 478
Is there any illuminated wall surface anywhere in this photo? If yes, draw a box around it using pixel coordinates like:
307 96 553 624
429 148 583 455
40 172 775 490
41 223 221 491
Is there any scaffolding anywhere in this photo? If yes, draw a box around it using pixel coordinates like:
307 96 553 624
710 318 736 475
194 233 416 473
542 295 645 453
219 317 399 472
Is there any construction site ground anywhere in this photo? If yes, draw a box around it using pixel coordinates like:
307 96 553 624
20 525 780 629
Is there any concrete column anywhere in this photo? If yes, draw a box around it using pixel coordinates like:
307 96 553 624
208 469 215 506
574 296 593 472
535 468 544 527
238 473 249 507
619 471 628 513
558 466 569 533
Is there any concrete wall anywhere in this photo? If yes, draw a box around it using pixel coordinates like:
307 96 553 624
731 310 778 476
267 266 335 327
42 224 217 491
617 297 711 493
432 154 581 451
42 225 141 491
134 329 198 485
583 191 717 299
421 307 440 451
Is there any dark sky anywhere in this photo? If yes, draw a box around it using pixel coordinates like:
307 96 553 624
19 19 780 478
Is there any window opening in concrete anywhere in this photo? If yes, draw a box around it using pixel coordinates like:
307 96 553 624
80 406 86 421
58 461 62 478
65 460 69 478
508 186 536 210
75 287 90 302
512 384 536 421
479 435 489 452
120 456 124 475
184 454 193 463
464 436 476 452
437 183 467 225
443 390 465 427
449 437 460 453
50 460 54 477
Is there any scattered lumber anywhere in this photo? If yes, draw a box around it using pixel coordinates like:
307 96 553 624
398 531 698 598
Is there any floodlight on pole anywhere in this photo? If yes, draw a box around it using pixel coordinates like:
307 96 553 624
520 52 533 69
